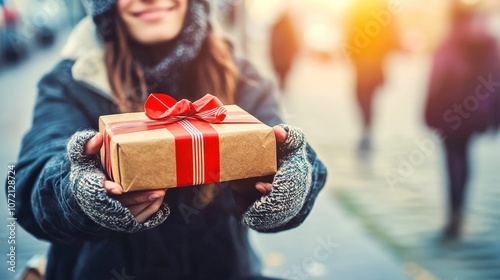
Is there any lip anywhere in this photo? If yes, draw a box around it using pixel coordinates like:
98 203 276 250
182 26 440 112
132 6 176 22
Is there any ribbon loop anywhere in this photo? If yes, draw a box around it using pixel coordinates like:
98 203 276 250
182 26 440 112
144 93 227 123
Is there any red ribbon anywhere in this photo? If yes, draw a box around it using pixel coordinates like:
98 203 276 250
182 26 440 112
104 93 258 188
144 93 227 123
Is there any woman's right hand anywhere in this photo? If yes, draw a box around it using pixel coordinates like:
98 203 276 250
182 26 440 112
67 130 170 232
84 133 166 223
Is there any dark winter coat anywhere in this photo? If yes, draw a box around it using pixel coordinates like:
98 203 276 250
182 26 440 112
10 18 327 280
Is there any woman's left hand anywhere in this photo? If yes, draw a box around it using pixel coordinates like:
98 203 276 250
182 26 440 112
254 126 287 194
242 124 313 231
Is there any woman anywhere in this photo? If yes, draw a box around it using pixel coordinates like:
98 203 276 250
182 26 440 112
13 0 327 279
425 2 500 240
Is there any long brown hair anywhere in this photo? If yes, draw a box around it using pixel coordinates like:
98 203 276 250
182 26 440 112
104 14 239 204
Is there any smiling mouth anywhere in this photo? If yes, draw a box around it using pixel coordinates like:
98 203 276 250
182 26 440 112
133 6 176 21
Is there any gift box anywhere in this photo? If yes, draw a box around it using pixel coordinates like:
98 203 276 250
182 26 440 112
99 94 277 192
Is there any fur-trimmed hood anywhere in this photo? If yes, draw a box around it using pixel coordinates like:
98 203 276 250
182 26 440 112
61 17 112 100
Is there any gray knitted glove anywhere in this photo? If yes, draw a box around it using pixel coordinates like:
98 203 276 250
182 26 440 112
242 124 313 231
67 130 170 232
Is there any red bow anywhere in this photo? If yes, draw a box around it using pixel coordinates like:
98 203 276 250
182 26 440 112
144 93 227 123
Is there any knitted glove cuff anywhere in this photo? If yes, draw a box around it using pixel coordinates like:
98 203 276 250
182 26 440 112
279 124 306 153
72 177 170 232
242 124 312 231
67 130 170 232
67 129 100 167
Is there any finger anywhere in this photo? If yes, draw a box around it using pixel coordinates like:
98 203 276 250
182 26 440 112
135 196 164 223
84 132 103 155
67 130 98 164
255 182 272 194
127 200 154 217
114 189 166 206
273 126 287 144
104 180 123 195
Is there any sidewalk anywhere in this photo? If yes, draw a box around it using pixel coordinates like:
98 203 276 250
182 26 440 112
251 195 411 280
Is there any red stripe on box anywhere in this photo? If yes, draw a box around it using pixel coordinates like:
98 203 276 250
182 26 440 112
164 119 220 186
188 119 221 184
163 121 194 186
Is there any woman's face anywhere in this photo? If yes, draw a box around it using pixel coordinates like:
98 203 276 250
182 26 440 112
118 0 188 45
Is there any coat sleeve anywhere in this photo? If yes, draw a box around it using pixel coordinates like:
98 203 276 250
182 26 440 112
232 59 327 232
10 61 115 244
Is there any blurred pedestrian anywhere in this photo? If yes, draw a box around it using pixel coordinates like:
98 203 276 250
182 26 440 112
424 1 500 240
346 0 399 152
10 0 327 279
270 9 299 92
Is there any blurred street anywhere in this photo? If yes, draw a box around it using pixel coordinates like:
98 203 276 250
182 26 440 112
253 49 500 280
1 0 500 279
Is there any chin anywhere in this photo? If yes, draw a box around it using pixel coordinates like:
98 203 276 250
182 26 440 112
139 35 178 45
133 28 181 45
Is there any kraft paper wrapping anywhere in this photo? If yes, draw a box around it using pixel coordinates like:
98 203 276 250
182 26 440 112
99 105 277 192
